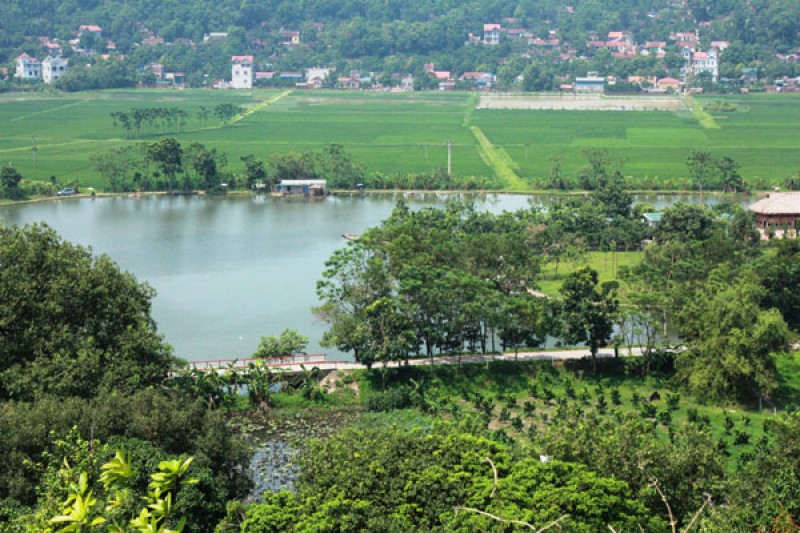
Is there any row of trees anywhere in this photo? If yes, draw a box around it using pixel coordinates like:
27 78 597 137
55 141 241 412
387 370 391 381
92 138 230 192
91 140 501 194
110 107 190 137
317 188 796 403
109 104 243 138
315 199 628 370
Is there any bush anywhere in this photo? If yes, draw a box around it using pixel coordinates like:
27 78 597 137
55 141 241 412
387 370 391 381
365 386 411 412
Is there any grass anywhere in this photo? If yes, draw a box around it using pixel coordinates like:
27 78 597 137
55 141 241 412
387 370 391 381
537 251 643 296
2 90 800 190
470 125 525 190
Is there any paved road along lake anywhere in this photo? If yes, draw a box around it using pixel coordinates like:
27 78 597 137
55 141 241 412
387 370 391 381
0 192 739 360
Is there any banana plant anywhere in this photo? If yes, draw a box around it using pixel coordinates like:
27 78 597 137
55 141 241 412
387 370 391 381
50 472 106 532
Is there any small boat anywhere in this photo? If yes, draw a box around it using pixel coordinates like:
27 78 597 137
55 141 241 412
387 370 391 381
341 233 360 241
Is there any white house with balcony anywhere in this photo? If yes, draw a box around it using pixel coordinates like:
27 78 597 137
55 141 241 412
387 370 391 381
483 24 502 45
231 55 254 89
691 50 718 82
15 53 41 80
42 56 68 84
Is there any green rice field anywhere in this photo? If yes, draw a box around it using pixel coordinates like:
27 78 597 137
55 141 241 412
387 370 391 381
1 89 799 190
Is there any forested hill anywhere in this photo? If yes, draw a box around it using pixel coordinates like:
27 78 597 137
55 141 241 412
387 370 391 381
2 0 798 86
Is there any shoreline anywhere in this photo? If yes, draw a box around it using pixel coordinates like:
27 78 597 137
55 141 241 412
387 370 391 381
0 187 758 209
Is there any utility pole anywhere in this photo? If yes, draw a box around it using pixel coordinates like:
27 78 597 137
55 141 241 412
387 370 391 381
31 136 37 168
447 140 452 176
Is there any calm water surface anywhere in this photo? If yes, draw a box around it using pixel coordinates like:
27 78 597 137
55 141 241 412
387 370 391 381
0 192 739 360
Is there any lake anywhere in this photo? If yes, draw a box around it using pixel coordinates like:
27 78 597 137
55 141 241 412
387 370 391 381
0 192 740 360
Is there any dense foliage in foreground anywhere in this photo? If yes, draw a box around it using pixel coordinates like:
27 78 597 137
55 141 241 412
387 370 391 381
0 223 251 531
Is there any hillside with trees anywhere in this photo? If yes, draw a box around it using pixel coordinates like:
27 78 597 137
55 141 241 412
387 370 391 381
1 0 798 90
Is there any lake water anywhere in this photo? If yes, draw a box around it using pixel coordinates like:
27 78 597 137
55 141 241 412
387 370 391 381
0 192 740 360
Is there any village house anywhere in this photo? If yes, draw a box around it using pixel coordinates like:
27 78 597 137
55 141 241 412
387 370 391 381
255 71 274 83
78 25 103 39
204 32 228 43
41 56 68 84
749 192 800 239
483 24 502 45
163 72 185 87
337 74 360 90
44 42 63 56
276 179 327 196
574 75 605 92
460 71 494 90
656 77 682 91
280 31 300 46
15 53 41 80
230 55 254 89
691 50 718 82
305 66 333 88
142 35 165 46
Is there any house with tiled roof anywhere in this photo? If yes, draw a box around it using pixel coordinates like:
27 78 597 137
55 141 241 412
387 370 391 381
78 25 102 37
692 50 718 82
483 24 502 45
281 31 300 45
749 192 800 239
15 53 41 80
44 42 63 56
42 56 68 83
657 77 681 91
231 55 254 88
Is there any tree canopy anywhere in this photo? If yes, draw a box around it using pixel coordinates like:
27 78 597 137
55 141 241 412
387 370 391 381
0 223 174 400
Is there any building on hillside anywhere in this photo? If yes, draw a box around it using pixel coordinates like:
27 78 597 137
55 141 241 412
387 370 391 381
42 56 68 83
483 24 502 45
691 50 718 82
204 32 228 42
280 31 300 45
142 35 165 46
230 55 254 89
44 42 63 56
749 192 800 239
78 25 103 38
15 53 41 80
574 76 605 92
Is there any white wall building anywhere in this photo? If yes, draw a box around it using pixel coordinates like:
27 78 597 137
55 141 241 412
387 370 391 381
692 50 719 82
483 24 501 45
231 55 254 89
15 53 41 80
42 56 68 84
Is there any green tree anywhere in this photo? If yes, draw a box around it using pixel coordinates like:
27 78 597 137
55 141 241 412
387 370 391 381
147 137 183 192
254 328 309 359
192 147 219 190
656 202 716 243
559 267 618 371
686 151 716 192
240 154 268 188
0 166 23 199
758 239 800 331
0 223 174 400
675 268 790 400
717 156 746 193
